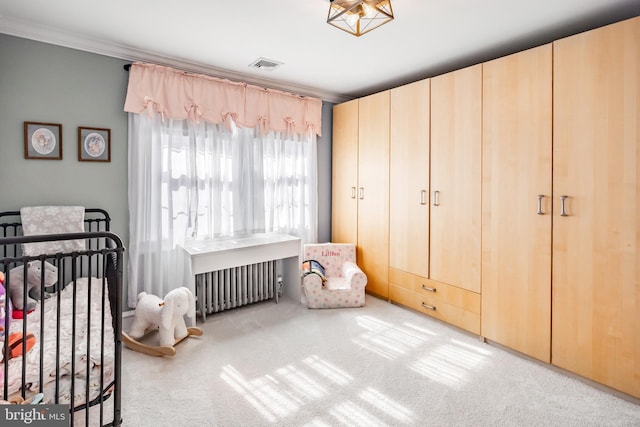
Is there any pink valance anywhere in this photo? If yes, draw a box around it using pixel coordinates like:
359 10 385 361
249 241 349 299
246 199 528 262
123 62 322 137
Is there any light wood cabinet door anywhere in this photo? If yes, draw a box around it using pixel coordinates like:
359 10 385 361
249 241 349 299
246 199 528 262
430 65 482 293
389 80 430 278
358 91 390 298
331 93 390 299
331 100 359 245
481 44 553 362
552 17 640 399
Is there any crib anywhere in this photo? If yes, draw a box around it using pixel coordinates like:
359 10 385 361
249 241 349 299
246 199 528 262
0 208 123 426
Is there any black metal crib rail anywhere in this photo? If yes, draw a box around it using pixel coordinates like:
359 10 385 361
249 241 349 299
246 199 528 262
0 231 124 427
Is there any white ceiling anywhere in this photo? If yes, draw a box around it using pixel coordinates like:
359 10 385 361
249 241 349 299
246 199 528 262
1 0 639 103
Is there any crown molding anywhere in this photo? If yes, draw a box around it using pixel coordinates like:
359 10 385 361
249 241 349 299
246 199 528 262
0 16 349 104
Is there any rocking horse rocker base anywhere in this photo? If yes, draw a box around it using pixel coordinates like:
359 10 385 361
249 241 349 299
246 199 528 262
122 327 203 357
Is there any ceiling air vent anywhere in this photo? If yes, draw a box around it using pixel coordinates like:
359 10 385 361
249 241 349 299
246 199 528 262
249 57 283 71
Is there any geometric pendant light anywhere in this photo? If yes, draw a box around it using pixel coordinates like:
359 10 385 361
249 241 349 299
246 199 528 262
327 0 394 37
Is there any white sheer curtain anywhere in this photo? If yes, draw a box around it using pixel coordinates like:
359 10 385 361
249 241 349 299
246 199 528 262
127 113 318 306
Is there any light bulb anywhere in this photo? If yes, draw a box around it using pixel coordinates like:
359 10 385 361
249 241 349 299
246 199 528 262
362 2 377 18
346 12 360 27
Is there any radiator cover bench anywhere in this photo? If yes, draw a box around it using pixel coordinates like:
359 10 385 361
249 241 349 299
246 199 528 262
181 233 301 320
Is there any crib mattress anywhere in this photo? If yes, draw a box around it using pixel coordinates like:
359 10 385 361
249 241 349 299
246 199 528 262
1 277 115 408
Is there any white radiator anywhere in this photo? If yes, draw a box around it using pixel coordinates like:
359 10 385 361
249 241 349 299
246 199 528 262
182 233 301 321
197 261 277 314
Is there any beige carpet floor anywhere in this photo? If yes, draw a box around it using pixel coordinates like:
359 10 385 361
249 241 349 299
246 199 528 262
120 295 640 426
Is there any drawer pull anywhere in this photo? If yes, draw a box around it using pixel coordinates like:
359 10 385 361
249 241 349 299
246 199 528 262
421 285 436 293
421 302 436 311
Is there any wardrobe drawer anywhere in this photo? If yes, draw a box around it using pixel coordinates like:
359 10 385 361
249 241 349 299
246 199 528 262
389 267 427 291
389 269 481 334
390 268 480 313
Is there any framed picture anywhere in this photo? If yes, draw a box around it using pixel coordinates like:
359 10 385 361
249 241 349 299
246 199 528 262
78 127 111 162
24 122 62 160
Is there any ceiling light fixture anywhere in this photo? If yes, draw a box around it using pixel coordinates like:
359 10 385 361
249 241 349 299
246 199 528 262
327 0 394 37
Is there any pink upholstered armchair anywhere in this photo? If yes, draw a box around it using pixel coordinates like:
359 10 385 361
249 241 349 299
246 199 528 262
302 243 367 309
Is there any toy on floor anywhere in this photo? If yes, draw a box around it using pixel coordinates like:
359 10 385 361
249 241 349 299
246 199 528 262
122 287 202 357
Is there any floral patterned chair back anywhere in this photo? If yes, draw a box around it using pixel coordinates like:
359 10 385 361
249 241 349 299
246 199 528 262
302 242 367 309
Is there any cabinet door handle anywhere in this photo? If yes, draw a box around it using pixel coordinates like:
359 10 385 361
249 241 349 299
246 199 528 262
537 195 545 215
433 190 440 206
560 195 568 216
359 187 364 200
420 190 427 205
351 187 356 199
421 302 436 311
421 284 437 293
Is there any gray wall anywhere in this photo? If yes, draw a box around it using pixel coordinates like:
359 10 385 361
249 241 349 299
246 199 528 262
317 101 333 243
0 34 130 249
0 34 334 304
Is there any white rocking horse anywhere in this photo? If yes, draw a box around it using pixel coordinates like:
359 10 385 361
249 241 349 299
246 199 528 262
122 287 203 357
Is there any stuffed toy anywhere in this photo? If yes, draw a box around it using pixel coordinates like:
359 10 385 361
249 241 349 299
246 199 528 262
0 393 44 405
7 261 57 311
128 287 196 348
0 271 10 338
0 331 36 362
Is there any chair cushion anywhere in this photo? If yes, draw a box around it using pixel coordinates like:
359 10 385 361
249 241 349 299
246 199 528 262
324 277 351 291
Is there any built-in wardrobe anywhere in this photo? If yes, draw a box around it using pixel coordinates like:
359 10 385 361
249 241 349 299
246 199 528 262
387 69 482 336
331 16 640 400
